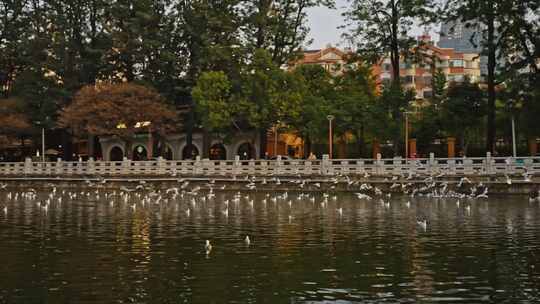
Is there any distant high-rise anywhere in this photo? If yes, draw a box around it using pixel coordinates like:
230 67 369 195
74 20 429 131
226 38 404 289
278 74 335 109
438 20 487 76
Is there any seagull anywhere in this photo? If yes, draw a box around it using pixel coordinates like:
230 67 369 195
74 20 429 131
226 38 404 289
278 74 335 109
476 187 489 199
417 219 427 230
245 236 251 246
2 206 7 215
205 240 212 254
505 174 512 185
405 201 410 208
337 207 343 216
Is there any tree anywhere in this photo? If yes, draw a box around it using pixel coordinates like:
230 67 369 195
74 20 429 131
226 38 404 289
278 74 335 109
441 0 535 152
344 0 435 87
238 49 303 157
290 64 335 156
192 71 237 135
431 68 447 105
0 98 32 144
333 64 378 157
440 80 486 154
243 0 335 65
58 83 180 158
376 85 416 156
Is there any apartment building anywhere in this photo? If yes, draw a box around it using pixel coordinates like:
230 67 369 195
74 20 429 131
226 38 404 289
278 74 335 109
377 35 482 100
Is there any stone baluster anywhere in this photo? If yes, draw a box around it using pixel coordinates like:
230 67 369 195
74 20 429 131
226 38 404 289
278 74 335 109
485 152 493 175
375 153 383 176
56 158 63 175
88 157 95 175
233 155 240 176
429 153 435 175
24 158 32 175
122 157 131 175
321 154 329 176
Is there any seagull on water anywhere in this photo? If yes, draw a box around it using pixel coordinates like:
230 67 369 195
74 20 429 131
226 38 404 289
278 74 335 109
205 240 212 254
417 219 427 230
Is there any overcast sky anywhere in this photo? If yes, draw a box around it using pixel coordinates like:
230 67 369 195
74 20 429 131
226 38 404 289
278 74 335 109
306 0 440 49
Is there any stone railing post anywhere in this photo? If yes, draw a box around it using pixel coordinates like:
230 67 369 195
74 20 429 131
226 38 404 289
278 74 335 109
24 157 32 175
429 152 435 175
234 155 241 176
276 155 283 175
447 158 456 175
305 160 312 175
88 157 95 175
485 152 493 175
122 157 131 175
157 156 166 175
321 154 330 175
56 158 63 175
375 153 383 175
194 156 202 175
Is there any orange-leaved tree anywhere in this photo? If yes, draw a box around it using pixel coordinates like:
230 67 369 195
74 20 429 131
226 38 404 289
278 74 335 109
0 98 32 146
58 83 180 158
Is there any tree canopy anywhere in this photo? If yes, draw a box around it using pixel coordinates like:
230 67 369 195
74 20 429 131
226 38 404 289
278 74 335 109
58 83 180 142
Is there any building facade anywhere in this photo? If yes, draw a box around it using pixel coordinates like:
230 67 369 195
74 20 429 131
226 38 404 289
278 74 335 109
377 35 482 100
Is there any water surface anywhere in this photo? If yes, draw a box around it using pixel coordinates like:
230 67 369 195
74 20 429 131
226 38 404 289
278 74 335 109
0 189 539 303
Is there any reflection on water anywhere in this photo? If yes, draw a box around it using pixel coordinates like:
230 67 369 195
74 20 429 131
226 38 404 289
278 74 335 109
1 188 539 303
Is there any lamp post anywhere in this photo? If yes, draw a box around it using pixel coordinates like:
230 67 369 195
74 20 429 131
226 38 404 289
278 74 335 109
35 117 49 162
327 115 335 159
135 121 152 160
511 115 517 157
274 124 278 157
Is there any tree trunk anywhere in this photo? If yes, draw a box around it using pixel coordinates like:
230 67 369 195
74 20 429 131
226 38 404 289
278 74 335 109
202 129 210 158
304 136 312 159
356 127 364 158
125 140 133 160
185 107 194 158
486 3 496 153
259 128 268 158
61 130 73 161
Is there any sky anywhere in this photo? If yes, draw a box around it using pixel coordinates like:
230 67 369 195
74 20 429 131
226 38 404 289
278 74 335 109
306 0 440 49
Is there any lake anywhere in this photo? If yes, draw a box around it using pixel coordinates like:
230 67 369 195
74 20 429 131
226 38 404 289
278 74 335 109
1 188 539 303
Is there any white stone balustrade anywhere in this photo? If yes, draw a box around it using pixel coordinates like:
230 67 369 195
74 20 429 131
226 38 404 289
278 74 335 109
1 154 539 177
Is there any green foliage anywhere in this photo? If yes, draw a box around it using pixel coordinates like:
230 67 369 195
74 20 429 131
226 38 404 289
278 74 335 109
431 68 447 105
440 80 486 152
192 71 235 134
239 49 302 129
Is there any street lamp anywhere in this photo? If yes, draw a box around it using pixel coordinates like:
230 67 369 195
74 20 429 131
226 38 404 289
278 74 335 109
274 124 278 157
327 115 335 159
135 121 152 159
35 117 50 162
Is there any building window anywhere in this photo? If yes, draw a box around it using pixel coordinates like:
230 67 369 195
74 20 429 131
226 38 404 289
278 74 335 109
423 90 433 98
436 60 449 68
383 64 391 71
450 59 464 67
400 62 413 69
448 74 464 82
400 75 414 84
